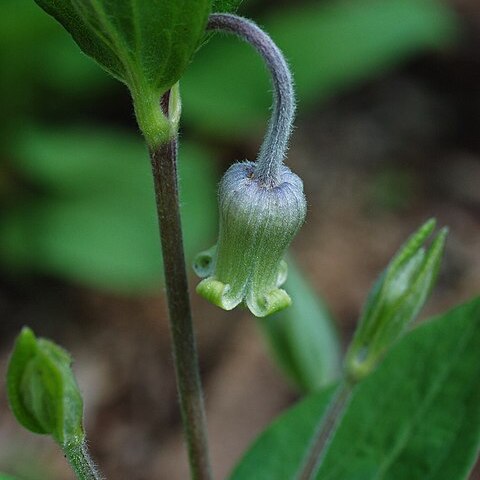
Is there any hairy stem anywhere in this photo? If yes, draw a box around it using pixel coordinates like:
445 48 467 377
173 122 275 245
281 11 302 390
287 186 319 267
297 382 353 480
63 442 102 480
148 91 212 480
207 13 295 186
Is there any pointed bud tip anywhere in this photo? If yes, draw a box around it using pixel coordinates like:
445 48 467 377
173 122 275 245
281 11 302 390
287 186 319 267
345 219 449 382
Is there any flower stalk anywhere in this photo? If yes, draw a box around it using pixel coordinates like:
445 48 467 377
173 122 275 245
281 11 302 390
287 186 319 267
207 13 295 186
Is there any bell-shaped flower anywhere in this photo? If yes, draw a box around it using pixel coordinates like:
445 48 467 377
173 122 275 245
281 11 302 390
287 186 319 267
194 162 306 317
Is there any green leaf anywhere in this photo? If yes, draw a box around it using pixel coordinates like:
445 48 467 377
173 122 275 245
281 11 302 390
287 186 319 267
33 0 211 93
212 0 243 12
231 296 480 480
7 328 84 446
183 0 458 137
32 0 213 146
0 475 20 480
232 386 336 480
0 128 218 293
257 258 341 392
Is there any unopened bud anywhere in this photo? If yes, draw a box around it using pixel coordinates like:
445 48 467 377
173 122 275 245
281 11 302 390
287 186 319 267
194 162 306 317
345 219 448 381
7 327 84 446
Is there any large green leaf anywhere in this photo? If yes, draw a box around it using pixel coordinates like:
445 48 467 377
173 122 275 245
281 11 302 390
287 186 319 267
231 296 480 480
212 0 243 12
258 258 341 392
0 128 218 292
183 0 458 137
232 386 336 480
33 0 212 94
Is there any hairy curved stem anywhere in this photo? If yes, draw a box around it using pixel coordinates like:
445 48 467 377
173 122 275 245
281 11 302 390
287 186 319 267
297 381 354 480
148 90 212 480
63 442 103 480
207 13 295 186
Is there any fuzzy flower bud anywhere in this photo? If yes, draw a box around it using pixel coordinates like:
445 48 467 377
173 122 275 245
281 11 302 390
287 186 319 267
195 14 306 317
7 327 85 446
194 162 306 317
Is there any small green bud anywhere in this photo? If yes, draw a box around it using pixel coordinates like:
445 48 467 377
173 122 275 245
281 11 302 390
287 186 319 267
194 162 306 317
345 219 448 382
7 328 84 446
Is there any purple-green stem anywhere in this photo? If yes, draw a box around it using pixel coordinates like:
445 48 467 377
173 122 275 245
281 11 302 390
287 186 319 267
147 90 212 480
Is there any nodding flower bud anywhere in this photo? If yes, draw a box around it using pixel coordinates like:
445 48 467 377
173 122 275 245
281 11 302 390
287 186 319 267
194 162 306 317
194 14 305 317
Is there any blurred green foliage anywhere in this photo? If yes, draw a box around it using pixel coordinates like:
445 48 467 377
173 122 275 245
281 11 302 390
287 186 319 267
0 1 110 132
183 0 458 138
0 0 459 292
1 129 217 292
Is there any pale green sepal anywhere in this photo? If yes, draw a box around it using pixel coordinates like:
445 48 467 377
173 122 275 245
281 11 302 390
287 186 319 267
247 288 292 318
193 245 217 278
196 277 243 311
196 259 291 316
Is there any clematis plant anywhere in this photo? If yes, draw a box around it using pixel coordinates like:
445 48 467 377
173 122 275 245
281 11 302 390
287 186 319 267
5 2 480 480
